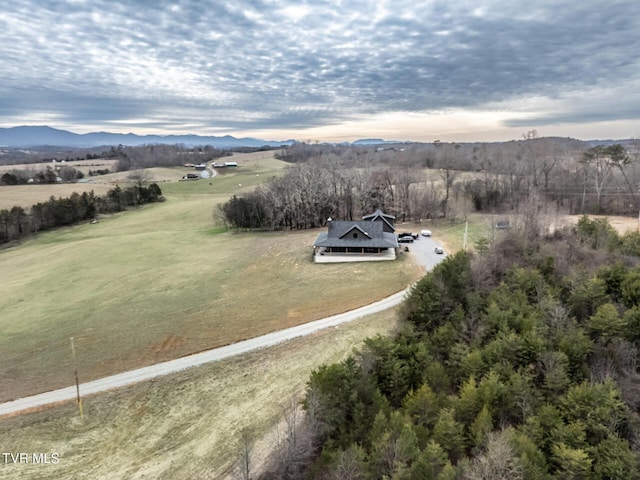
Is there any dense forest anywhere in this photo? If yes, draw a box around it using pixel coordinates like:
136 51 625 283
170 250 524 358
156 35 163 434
222 137 640 231
256 217 640 479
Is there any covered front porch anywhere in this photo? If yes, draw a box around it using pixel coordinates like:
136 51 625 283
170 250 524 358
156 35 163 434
313 246 397 263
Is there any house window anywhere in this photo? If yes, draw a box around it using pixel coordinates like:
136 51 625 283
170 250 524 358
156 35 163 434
353 233 357 238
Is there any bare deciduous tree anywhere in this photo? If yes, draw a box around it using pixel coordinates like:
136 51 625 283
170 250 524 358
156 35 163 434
463 430 523 480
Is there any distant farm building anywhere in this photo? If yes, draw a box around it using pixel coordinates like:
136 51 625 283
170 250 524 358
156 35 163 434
313 209 399 263
224 161 238 167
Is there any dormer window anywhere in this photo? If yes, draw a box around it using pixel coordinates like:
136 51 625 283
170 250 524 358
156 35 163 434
353 233 357 238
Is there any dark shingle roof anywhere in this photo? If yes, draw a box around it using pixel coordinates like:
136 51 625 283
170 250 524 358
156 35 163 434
362 209 395 232
314 220 398 248
362 209 395 221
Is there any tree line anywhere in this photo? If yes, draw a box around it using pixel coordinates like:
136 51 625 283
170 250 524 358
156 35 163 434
1 165 85 185
252 217 640 479
219 162 456 230
0 183 163 244
221 139 640 233
112 143 231 172
270 137 640 219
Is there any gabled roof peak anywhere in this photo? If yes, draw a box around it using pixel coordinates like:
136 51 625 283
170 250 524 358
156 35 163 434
362 208 395 220
339 224 372 240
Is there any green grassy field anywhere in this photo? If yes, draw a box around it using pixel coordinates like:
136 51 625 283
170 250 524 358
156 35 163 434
0 153 419 402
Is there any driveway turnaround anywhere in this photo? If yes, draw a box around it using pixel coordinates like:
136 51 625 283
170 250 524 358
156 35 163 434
403 234 447 270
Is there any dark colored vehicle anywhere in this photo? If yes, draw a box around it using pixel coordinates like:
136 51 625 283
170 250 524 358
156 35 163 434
398 236 414 243
399 232 419 239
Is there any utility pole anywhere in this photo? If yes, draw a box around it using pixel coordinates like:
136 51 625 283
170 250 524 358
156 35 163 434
70 337 83 418
463 220 468 250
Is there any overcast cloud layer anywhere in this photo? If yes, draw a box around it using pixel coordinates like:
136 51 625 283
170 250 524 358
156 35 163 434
1 0 639 141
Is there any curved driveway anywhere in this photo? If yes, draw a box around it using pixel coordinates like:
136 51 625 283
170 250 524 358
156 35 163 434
0 237 446 417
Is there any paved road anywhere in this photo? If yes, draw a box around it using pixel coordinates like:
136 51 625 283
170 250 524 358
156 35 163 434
0 236 446 417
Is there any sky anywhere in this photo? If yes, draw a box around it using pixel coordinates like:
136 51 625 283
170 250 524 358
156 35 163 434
1 0 639 142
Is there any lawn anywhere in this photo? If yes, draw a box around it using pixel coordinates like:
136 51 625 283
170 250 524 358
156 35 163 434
0 152 419 402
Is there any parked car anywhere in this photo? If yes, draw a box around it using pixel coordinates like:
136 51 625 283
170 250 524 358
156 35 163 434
421 229 432 237
434 246 444 254
398 236 414 243
399 232 419 239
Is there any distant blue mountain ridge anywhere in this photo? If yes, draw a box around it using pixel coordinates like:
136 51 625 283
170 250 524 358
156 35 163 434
2 126 629 150
0 126 298 149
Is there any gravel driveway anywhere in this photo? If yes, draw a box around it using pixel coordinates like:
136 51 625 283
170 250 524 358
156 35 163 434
401 233 447 272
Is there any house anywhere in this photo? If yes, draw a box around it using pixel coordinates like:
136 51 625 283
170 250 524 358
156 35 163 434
224 161 238 167
313 210 399 263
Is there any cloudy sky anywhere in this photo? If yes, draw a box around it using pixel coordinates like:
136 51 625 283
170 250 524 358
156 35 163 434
1 0 639 142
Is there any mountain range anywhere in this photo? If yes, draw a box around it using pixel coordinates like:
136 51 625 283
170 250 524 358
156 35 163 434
0 126 297 149
1 126 632 150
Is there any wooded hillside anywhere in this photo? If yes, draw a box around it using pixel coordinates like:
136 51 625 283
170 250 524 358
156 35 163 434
222 137 640 231
259 217 640 479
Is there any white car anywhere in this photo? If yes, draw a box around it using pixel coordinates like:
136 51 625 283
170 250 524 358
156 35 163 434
434 246 444 254
421 229 432 237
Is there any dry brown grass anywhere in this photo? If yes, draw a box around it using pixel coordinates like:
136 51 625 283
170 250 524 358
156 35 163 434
0 152 418 403
0 160 198 209
0 183 115 209
0 151 414 478
0 308 399 480
0 159 118 176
